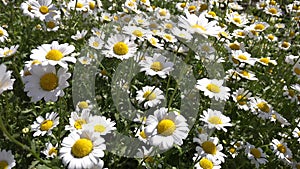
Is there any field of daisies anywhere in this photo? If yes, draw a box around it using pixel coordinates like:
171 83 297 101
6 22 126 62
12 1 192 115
0 0 300 168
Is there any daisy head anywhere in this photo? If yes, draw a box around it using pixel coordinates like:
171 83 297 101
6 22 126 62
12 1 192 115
245 142 268 168
0 26 9 42
231 50 257 66
193 133 226 163
278 41 291 51
0 45 19 58
0 64 15 95
83 115 116 136
145 107 189 150
139 53 174 79
136 86 165 108
249 21 270 32
24 64 71 102
76 100 94 112
30 41 76 68
250 97 273 120
0 149 16 169
236 69 258 81
232 88 252 111
60 130 106 169
292 62 300 78
264 5 282 16
65 109 91 133
257 57 277 66
102 34 137 60
88 36 104 50
195 78 231 101
193 154 221 169
200 109 232 132
31 112 59 137
270 139 293 161
30 0 59 21
42 142 58 158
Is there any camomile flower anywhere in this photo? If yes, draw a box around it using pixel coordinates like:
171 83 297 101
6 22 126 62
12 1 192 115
171 27 193 41
232 29 248 39
122 25 150 41
146 35 164 49
227 140 244 158
193 155 221 169
193 133 226 163
236 69 258 80
225 12 249 27
270 112 290 127
135 125 149 144
292 62 300 78
60 130 106 169
283 85 298 102
0 149 16 169
102 34 137 60
265 33 278 42
228 2 243 10
30 41 76 68
136 146 155 166
250 97 274 120
42 142 58 158
0 64 15 95
160 32 177 43
205 11 219 20
200 109 232 132
31 112 59 137
24 64 71 102
178 10 222 38
225 40 246 53
145 107 189 150
67 0 89 12
245 142 268 168
0 26 8 43
30 0 59 21
292 127 300 142
83 115 116 136
71 30 88 41
0 45 19 58
155 7 170 20
65 109 91 133
231 50 257 66
232 88 252 111
76 100 94 112
136 86 165 108
278 41 291 51
21 0 35 18
285 55 299 65
43 15 60 32
256 0 267 10
195 78 231 101
257 57 277 66
248 22 270 32
78 56 92 65
139 53 174 79
264 5 282 16
88 36 104 50
270 139 293 162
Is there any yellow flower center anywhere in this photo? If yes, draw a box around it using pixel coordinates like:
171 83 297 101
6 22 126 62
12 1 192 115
256 102 270 113
180 3 186 8
40 73 58 91
143 90 157 100
270 0 276 5
45 49 63 61
260 3 267 8
206 84 220 93
74 119 87 130
208 11 216 17
165 23 173 29
208 116 223 124
229 147 236 153
229 43 240 50
93 41 100 48
233 17 242 24
164 34 173 41
237 31 245 36
94 125 106 133
39 6 49 14
32 60 41 65
132 30 143 37
240 70 250 77
157 119 176 136
232 58 239 64
238 54 247 60
139 130 147 139
40 120 53 131
269 8 277 14
288 89 295 97
188 5 196 11
297 132 300 137
281 41 289 48
144 156 154 163
150 61 163 71
3 50 13 56
46 21 56 29
260 58 270 64
199 158 213 169
0 30 3 37
294 68 300 75
202 141 217 155
113 42 129 55
78 101 89 109
71 138 93 158
48 147 58 156
237 95 247 105
250 148 261 158
89 2 95 10
76 2 83 8
254 24 265 30
199 4 208 12
277 144 286 154
267 34 275 40
192 24 206 31
159 9 167 16
0 161 8 169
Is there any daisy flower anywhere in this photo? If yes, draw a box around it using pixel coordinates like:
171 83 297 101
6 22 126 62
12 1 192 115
88 36 104 50
30 0 59 21
145 107 189 150
0 64 15 95
200 109 232 132
136 146 156 167
154 7 170 20
264 5 282 16
171 27 193 41
193 133 226 163
102 34 137 60
270 139 293 162
146 35 164 49
245 142 268 168
225 40 246 53
250 97 274 120
0 26 8 43
83 115 116 136
257 57 277 66
139 53 174 79
30 41 76 68
60 130 106 169
67 0 89 12
285 55 299 65
231 50 257 66
75 100 94 112
21 0 35 18
232 29 248 39
232 88 252 111
195 78 231 101
225 12 249 27
0 149 16 169
31 112 59 137
292 62 300 78
236 69 258 81
248 22 270 32
265 34 278 42
135 125 149 144
122 25 150 41
65 109 91 133
283 85 298 103
42 16 60 32
71 30 88 41
178 10 222 38
136 86 165 108
270 112 290 127
278 41 291 51
24 64 71 102
292 127 300 142
227 140 244 158
0 45 19 58
42 142 58 158
193 155 221 169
